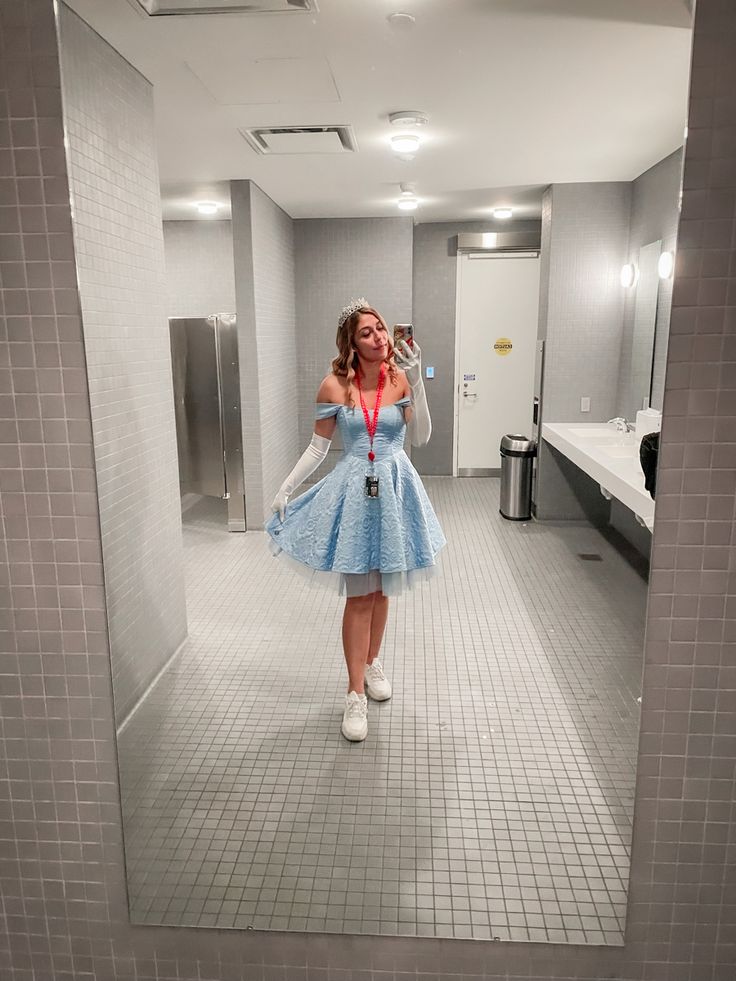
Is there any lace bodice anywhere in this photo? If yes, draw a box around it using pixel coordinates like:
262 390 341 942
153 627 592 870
315 398 412 461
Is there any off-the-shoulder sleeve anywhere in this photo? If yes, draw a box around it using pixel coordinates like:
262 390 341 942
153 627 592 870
315 403 341 420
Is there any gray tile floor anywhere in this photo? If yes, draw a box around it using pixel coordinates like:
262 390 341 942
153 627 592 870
119 478 647 944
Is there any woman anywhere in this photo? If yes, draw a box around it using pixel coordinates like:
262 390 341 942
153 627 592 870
265 299 446 742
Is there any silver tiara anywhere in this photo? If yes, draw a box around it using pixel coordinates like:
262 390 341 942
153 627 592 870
337 297 369 329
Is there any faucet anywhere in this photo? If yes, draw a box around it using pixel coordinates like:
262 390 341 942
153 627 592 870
607 417 633 433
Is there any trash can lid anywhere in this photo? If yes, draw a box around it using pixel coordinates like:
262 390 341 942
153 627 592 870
500 434 536 454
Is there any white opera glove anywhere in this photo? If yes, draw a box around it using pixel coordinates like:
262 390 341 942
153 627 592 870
395 339 432 447
271 432 332 521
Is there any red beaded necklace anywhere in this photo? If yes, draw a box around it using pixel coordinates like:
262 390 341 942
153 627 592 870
355 363 386 463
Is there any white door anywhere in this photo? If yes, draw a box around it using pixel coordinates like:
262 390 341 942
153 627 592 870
455 252 541 474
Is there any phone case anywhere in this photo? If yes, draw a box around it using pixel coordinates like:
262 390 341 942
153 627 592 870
393 324 414 348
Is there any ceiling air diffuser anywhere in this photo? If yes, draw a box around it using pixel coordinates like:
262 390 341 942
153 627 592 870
240 125 357 155
134 0 312 15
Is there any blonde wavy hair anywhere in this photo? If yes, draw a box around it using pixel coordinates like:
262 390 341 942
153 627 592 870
331 305 399 407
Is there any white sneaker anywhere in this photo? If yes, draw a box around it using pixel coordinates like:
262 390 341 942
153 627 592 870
365 660 392 701
341 691 368 742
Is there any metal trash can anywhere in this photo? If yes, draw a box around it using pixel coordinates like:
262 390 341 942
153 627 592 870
499 435 536 521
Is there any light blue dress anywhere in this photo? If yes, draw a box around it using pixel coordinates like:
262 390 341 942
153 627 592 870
265 397 446 597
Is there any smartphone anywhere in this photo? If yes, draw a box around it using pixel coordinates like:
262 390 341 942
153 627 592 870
393 324 414 349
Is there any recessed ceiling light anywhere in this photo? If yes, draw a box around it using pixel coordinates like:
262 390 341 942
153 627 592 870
390 133 421 155
397 185 418 211
398 195 418 211
493 207 513 219
196 201 219 215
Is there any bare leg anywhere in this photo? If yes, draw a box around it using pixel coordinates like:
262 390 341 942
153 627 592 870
342 592 378 693
366 593 389 666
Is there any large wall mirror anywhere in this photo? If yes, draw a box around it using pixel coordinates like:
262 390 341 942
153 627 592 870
630 239 663 416
60 0 693 949
619 237 675 423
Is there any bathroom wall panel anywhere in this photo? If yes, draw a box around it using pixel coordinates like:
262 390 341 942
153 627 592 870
58 4 187 724
163 219 236 317
535 182 632 520
251 183 297 526
231 180 297 527
541 182 632 425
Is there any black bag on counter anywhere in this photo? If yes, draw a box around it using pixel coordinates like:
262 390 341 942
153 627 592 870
639 431 660 499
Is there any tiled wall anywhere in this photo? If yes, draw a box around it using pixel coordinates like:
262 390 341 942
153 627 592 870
294 217 413 475
57 5 187 724
628 5 736 976
251 183 297 525
3 1 736 980
535 183 632 521
412 220 542 476
163 219 236 317
541 182 632 424
617 149 683 419
231 180 297 527
0 2 127 978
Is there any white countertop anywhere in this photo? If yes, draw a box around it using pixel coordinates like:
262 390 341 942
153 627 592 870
542 423 655 531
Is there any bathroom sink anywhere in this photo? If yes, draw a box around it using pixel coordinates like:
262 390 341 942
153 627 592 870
568 427 621 439
601 445 639 459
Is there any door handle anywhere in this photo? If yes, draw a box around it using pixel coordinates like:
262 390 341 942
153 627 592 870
463 392 478 399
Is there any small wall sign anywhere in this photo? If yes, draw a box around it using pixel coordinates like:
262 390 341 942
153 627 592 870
494 337 513 356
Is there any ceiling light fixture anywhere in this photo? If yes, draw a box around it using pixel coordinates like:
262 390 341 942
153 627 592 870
397 183 418 211
390 133 421 155
493 207 513 219
620 263 639 288
388 110 429 129
196 201 220 215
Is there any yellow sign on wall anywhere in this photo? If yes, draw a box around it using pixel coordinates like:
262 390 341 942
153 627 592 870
494 337 513 356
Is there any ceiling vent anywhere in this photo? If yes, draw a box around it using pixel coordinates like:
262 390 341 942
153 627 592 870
133 0 312 15
456 232 541 253
239 125 357 155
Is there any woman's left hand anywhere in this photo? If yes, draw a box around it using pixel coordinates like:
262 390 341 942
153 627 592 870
394 338 422 387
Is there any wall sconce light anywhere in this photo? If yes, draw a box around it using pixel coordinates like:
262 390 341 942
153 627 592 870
620 263 639 288
658 251 674 279
196 201 219 215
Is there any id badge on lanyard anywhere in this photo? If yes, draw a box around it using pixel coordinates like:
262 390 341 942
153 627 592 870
365 474 380 498
357 364 386 501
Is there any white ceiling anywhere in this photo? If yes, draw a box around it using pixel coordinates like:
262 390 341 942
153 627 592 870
63 0 694 223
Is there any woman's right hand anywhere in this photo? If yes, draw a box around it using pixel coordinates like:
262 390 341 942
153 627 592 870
270 432 332 524
271 491 289 522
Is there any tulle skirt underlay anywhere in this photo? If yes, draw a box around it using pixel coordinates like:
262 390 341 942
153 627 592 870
267 537 441 598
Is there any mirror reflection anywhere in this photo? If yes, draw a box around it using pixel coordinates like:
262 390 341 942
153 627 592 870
61 0 693 945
